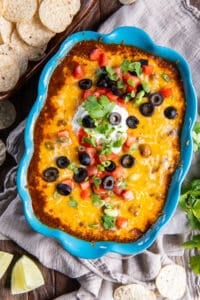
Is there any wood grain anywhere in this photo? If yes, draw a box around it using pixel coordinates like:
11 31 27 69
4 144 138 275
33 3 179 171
0 240 80 300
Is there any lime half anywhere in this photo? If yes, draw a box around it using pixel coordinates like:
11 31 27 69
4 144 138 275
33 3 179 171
0 251 14 279
11 255 44 295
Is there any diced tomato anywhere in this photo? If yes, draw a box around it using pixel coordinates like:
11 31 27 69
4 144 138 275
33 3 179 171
73 64 84 79
123 135 137 151
80 181 90 190
83 90 93 100
116 216 128 229
89 48 103 61
113 186 124 196
80 188 91 199
142 65 154 75
122 190 134 201
99 53 108 67
57 130 69 137
126 85 137 93
99 152 118 162
106 91 119 102
94 88 108 96
160 87 173 98
112 166 124 179
115 67 122 79
61 179 74 189
93 185 107 195
78 128 90 147
87 165 98 177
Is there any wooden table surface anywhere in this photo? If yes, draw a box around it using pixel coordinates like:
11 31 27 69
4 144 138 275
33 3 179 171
0 1 121 299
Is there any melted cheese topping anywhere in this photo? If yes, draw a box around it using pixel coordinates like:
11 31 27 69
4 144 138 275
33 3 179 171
28 41 185 242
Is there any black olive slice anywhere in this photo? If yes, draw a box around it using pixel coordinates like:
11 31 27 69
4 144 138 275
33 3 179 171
42 167 59 182
96 78 108 88
78 79 92 90
73 167 88 183
82 115 95 128
164 106 178 119
121 154 135 168
102 176 115 190
139 102 155 117
56 156 70 169
111 85 123 97
56 183 72 196
149 92 164 106
105 161 116 172
126 116 139 129
79 152 91 166
139 59 148 66
108 112 122 125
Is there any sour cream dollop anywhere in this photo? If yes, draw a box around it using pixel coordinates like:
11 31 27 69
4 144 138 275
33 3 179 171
72 103 128 153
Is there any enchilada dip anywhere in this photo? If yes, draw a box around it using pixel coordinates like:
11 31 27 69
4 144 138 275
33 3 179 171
28 41 185 242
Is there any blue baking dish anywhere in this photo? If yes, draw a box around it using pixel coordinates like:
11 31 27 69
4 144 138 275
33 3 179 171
17 27 197 259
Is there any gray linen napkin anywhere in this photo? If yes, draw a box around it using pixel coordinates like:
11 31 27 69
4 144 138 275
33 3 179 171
0 0 200 299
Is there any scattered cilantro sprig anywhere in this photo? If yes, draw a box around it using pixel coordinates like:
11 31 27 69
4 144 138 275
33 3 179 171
179 121 200 274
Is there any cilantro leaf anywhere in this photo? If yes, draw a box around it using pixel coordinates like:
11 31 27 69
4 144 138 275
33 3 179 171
183 235 200 250
121 60 142 76
92 193 104 207
92 177 101 188
68 196 78 208
161 73 171 82
106 66 118 81
142 81 151 93
192 122 200 152
101 215 116 229
84 95 115 120
134 90 145 105
189 255 200 274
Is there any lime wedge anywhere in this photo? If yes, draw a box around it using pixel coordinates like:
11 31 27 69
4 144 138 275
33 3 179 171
0 251 14 279
11 255 44 295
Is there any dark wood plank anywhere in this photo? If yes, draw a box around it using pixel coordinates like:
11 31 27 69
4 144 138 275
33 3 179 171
0 240 80 300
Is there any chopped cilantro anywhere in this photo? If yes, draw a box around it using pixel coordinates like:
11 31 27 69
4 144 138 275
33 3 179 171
121 59 142 76
128 62 142 76
104 202 114 209
97 164 105 171
92 177 102 188
84 95 114 120
134 90 145 105
117 80 126 90
89 224 99 229
118 180 127 189
192 122 200 152
68 162 78 174
82 136 96 147
102 161 111 168
106 66 118 81
127 79 136 87
124 91 135 102
44 141 54 150
142 81 151 93
101 214 116 229
68 196 78 208
96 122 110 134
92 193 104 207
161 73 171 82
112 138 124 148
121 59 130 73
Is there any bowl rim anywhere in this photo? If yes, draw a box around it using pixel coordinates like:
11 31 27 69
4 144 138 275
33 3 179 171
17 26 197 259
